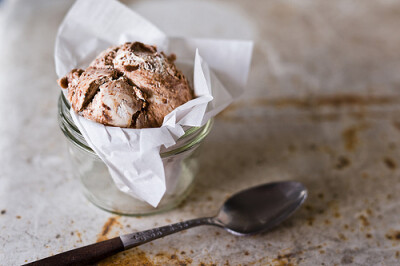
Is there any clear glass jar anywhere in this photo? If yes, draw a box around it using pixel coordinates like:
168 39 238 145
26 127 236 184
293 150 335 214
57 93 213 216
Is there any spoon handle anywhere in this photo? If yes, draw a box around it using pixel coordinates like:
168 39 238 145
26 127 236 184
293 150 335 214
24 237 124 266
120 217 214 249
24 217 213 266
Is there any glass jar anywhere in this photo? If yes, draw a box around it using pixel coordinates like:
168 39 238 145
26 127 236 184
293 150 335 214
57 93 213 216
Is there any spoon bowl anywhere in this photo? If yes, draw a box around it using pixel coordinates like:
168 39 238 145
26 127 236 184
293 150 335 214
215 181 308 235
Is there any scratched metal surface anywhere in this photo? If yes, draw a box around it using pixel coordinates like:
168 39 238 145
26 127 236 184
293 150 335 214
1 0 400 265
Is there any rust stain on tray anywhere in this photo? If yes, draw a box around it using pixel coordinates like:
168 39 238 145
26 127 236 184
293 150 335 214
342 127 358 151
220 95 397 114
98 249 195 265
257 95 396 108
272 252 297 266
383 157 397 170
218 95 397 123
342 124 368 152
97 216 121 242
386 230 400 240
392 121 400 132
358 215 370 227
335 156 351 169
98 249 151 265
76 231 82 243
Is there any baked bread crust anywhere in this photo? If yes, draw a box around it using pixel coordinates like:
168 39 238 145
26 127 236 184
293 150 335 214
58 42 193 128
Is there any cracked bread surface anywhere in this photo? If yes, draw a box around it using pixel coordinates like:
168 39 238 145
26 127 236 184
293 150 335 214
68 67 119 112
80 77 145 127
58 42 193 128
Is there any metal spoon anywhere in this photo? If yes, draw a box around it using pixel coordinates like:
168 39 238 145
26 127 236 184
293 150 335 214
26 181 307 266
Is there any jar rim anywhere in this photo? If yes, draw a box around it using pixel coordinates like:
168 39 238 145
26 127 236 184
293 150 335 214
58 93 213 158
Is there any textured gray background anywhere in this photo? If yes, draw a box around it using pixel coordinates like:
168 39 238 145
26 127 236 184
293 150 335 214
1 0 400 265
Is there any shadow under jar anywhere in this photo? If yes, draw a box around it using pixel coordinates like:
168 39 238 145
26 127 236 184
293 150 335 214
58 93 213 216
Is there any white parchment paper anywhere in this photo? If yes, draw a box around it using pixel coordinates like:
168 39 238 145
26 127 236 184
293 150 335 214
55 0 253 207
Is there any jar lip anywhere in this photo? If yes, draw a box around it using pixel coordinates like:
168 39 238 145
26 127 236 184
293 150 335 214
60 93 82 133
59 93 213 157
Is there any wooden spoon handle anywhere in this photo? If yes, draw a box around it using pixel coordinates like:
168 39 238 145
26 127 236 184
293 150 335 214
24 237 124 266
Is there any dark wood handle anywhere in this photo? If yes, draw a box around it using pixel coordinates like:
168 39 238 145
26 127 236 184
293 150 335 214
24 237 124 266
